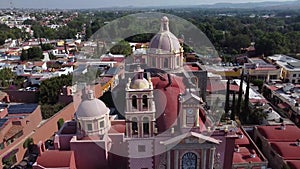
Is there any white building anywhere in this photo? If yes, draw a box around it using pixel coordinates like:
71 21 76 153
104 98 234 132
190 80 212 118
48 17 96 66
267 54 300 83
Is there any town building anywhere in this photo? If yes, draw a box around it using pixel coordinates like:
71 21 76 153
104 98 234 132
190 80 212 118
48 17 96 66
245 57 280 81
263 83 300 126
0 102 42 168
267 54 300 83
254 124 300 169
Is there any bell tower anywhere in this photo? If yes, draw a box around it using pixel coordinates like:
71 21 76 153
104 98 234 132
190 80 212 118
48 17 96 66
125 66 156 169
125 65 156 138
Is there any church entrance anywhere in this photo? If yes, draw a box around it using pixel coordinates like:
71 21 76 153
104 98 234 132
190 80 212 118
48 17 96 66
182 152 197 169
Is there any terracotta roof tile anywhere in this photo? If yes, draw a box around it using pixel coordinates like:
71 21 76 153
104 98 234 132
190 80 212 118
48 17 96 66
257 125 300 142
287 160 300 169
36 150 74 168
233 147 262 164
271 142 300 160
4 125 23 140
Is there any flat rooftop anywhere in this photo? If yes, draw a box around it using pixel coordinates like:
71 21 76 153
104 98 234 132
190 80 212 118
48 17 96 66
7 103 38 114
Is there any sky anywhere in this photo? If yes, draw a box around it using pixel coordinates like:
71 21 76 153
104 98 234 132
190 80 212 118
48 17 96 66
0 0 294 9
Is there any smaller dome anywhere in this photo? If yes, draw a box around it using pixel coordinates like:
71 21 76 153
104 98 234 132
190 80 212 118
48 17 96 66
130 78 149 89
76 99 109 118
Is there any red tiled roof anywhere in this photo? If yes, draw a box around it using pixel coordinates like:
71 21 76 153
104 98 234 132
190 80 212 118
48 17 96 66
101 57 124 63
232 147 262 164
36 150 73 168
257 125 300 142
4 125 23 140
100 77 112 83
235 135 250 146
230 84 240 92
109 124 126 134
267 85 279 91
270 142 300 160
183 65 199 71
277 102 290 109
206 81 226 92
287 160 300 169
151 75 185 132
56 47 69 50
255 67 277 71
249 98 268 104
0 91 8 101
33 61 45 67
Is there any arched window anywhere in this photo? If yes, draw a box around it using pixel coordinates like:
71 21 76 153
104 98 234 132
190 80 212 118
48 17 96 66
182 152 197 169
143 117 149 135
132 117 138 135
132 95 137 109
142 95 148 109
191 77 198 87
152 57 156 67
164 58 169 68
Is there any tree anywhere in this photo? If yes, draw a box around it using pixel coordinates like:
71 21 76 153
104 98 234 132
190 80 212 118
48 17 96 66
41 43 54 51
85 24 92 40
0 32 7 46
21 47 43 61
109 40 132 56
39 74 72 105
286 31 300 54
23 137 34 149
242 75 250 123
251 79 264 92
255 32 290 56
56 26 77 39
236 69 244 117
125 33 155 43
20 49 28 61
41 104 65 119
0 68 15 88
23 19 36 25
248 106 267 125
57 118 65 130
224 34 251 54
225 79 230 115
230 92 236 120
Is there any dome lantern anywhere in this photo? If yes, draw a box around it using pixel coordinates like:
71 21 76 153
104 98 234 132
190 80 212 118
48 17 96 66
160 16 169 32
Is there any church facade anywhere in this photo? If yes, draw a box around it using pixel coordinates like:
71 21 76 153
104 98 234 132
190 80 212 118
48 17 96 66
33 16 267 169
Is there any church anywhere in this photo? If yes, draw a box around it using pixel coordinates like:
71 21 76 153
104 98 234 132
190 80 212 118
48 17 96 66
32 16 267 169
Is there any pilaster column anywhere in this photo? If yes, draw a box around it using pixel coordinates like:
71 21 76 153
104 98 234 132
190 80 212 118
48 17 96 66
209 148 216 169
167 151 171 169
174 150 179 169
139 122 142 138
126 121 130 137
183 110 186 127
196 110 200 127
201 149 207 169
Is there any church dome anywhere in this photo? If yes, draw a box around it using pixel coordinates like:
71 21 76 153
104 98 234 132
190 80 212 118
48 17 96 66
149 16 181 53
76 91 109 118
130 78 149 89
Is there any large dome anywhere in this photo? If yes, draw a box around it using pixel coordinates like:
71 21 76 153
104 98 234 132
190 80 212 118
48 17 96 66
76 97 109 118
149 16 181 53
